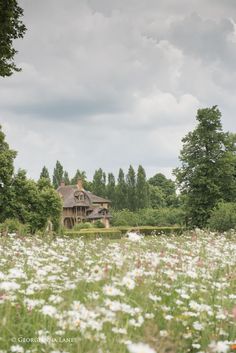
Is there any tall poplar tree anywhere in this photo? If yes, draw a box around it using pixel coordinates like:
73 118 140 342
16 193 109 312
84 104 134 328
52 161 64 189
136 165 149 209
126 165 136 211
40 166 50 180
106 173 116 205
92 168 106 197
63 171 70 185
116 168 127 209
71 170 86 185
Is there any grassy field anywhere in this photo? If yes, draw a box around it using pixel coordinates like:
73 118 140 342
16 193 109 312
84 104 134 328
0 230 235 353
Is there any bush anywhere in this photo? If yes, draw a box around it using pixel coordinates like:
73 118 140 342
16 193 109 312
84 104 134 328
66 228 122 239
117 226 184 235
0 219 30 236
111 208 185 227
72 222 93 231
111 209 140 226
208 202 236 232
65 226 184 238
93 220 105 228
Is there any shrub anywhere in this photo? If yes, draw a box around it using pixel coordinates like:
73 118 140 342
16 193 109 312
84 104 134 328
0 219 30 236
208 202 236 232
93 220 105 228
66 228 122 239
111 208 185 227
72 222 93 231
111 209 141 226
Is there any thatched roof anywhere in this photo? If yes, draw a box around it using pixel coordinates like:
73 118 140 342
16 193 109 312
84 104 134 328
86 207 112 219
57 185 111 208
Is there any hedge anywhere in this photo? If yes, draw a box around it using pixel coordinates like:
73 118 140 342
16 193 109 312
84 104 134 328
65 228 122 239
65 226 184 238
117 226 184 235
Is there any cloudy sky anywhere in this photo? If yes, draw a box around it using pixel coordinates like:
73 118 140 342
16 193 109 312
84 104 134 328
1 0 236 181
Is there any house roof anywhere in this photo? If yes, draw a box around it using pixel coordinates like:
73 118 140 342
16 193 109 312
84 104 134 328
57 185 111 208
86 207 112 219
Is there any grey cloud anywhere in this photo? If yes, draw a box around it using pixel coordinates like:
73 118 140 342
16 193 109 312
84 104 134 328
1 0 236 180
7 98 125 119
167 14 236 67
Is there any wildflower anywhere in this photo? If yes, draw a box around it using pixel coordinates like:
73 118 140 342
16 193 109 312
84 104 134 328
209 341 229 353
127 342 156 353
127 232 143 242
112 327 127 334
192 343 201 349
145 313 154 319
0 282 20 291
41 305 57 317
10 346 24 353
193 321 204 331
122 276 135 290
103 285 124 297
48 294 63 304
159 330 168 337
148 294 161 302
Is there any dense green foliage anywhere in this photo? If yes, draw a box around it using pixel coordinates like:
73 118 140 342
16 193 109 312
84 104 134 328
149 172 178 207
174 106 236 227
92 168 106 197
126 165 137 210
52 160 64 189
208 202 236 232
70 169 92 190
0 0 26 76
111 208 185 227
43 162 179 212
136 165 149 209
0 128 62 233
116 168 127 209
39 166 50 181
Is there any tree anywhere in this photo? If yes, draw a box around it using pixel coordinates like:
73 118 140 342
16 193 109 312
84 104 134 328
39 166 50 180
174 106 236 227
0 0 26 76
149 173 175 194
2 169 40 226
38 182 62 233
116 168 127 209
0 125 17 221
106 173 116 204
136 165 149 209
148 173 179 207
52 161 64 189
92 168 106 197
3 169 62 233
71 169 86 185
126 165 136 211
149 185 166 208
63 171 70 185
0 125 16 187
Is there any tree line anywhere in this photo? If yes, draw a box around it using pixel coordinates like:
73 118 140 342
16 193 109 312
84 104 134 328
40 163 179 211
0 126 62 233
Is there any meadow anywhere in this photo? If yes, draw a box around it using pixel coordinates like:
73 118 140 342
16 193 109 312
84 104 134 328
0 230 235 353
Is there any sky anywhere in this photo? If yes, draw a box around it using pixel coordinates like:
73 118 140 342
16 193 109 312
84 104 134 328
1 0 236 181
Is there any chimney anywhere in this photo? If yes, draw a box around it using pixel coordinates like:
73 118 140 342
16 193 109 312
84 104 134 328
77 178 84 191
60 180 65 187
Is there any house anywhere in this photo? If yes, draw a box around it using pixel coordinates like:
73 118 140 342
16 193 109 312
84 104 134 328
57 179 112 229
